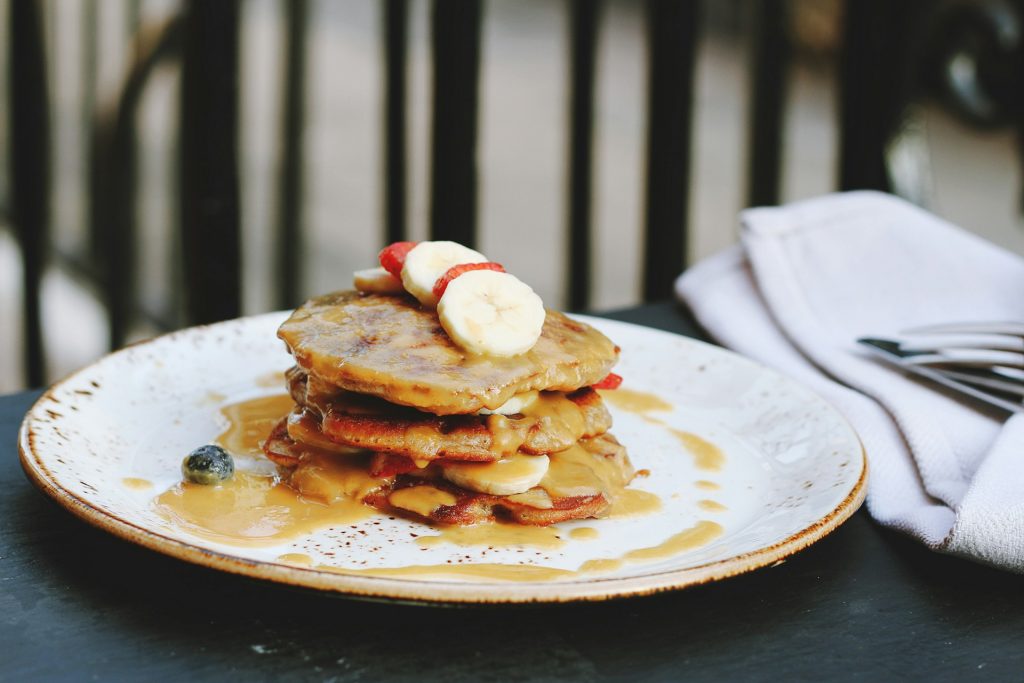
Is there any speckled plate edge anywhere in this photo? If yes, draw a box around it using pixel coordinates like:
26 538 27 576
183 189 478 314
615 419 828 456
19 315 867 605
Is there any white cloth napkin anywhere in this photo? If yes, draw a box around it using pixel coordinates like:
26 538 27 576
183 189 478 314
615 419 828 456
675 191 1024 572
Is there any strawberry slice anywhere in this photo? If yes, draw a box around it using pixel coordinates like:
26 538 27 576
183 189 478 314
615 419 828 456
378 241 418 279
592 372 623 390
432 262 505 301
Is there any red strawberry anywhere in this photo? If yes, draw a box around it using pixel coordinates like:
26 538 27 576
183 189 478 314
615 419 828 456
378 241 418 279
592 372 623 390
432 262 506 301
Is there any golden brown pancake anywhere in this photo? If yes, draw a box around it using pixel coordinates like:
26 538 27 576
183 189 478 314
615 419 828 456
262 423 634 525
278 291 619 415
285 367 612 462
264 290 635 527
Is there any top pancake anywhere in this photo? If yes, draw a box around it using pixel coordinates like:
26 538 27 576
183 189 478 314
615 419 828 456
278 290 619 415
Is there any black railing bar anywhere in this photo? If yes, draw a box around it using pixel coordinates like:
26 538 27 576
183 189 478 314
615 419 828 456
428 0 483 246
383 0 409 244
0 3 7 219
1019 118 1024 212
641 0 698 301
566 0 600 311
9 0 51 386
838 0 924 192
275 0 309 310
746 0 788 208
83 0 99 264
179 0 242 325
838 0 888 191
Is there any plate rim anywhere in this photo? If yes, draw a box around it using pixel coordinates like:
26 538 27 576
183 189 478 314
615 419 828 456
18 312 868 605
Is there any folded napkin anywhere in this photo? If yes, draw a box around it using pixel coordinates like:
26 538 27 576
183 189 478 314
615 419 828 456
676 191 1024 572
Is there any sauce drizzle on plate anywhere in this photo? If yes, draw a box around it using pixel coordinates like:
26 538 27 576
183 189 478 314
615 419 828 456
215 394 294 457
156 391 727 583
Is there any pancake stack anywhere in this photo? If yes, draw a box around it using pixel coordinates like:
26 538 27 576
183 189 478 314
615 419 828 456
263 290 636 526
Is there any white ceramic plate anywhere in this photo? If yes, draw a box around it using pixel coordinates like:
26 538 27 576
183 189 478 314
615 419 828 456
20 313 866 604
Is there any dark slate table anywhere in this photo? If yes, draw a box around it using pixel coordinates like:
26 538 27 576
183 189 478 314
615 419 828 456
3 303 1022 681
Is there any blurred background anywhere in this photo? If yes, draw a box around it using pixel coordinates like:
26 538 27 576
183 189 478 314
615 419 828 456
2 0 1023 392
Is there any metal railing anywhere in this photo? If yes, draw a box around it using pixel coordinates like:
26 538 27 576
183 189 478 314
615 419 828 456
5 0 1024 388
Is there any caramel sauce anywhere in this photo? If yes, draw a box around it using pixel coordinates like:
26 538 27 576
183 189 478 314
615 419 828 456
610 520 724 565
417 523 564 550
698 499 728 512
598 387 729 476
122 477 152 490
163 393 717 583
255 370 286 388
484 414 527 456
172 394 651 551
671 430 726 472
540 443 627 498
574 558 623 574
519 391 586 444
609 488 662 517
216 394 294 457
289 451 384 503
606 519 723 564
317 520 724 582
569 527 599 541
154 472 372 546
575 520 723 573
695 480 720 491
484 392 587 456
278 552 314 566
599 388 673 414
388 486 458 517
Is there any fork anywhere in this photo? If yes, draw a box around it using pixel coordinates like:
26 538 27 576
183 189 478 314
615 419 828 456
857 321 1024 414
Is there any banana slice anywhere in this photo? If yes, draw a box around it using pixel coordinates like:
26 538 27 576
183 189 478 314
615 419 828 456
477 391 539 415
437 270 545 356
442 454 550 496
353 267 405 294
400 241 488 307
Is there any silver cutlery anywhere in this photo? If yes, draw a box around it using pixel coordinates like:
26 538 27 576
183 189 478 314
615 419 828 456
857 336 1024 414
902 321 1024 337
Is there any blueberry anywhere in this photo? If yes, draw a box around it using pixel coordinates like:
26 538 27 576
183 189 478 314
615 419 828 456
182 444 234 485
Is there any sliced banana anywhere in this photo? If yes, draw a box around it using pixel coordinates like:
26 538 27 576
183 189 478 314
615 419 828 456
442 454 550 496
353 267 405 294
477 391 539 415
400 240 488 307
437 270 545 356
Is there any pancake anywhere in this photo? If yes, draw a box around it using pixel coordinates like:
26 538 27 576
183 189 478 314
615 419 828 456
285 367 613 462
262 424 634 525
262 287 636 527
278 291 619 415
